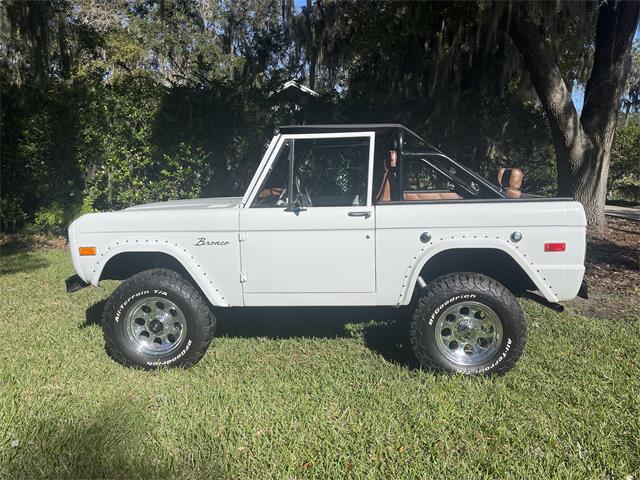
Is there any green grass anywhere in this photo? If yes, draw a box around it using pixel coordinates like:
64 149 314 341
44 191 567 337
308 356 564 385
0 248 638 479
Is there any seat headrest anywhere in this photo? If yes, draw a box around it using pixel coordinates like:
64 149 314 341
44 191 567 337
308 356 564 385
498 168 523 189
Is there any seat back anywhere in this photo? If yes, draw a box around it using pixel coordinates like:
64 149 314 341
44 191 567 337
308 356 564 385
497 168 524 198
376 150 398 202
403 191 462 201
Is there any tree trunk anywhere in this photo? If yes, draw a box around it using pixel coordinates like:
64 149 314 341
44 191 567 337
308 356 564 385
509 1 640 231
305 0 317 91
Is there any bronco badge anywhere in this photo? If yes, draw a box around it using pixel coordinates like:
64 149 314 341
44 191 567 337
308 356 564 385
194 237 230 246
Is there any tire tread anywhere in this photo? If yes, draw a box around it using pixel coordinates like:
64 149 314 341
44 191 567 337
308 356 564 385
410 272 526 375
102 268 216 369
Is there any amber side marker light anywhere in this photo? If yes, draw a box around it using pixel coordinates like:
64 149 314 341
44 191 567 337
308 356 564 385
544 242 566 252
79 246 97 256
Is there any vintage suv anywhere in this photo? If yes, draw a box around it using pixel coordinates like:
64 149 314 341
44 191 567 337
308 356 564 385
66 124 587 374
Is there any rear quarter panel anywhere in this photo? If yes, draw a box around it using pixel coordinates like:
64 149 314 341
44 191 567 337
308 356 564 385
375 200 586 304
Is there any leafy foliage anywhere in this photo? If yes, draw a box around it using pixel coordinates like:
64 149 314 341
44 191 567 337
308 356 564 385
622 39 640 116
0 0 638 233
610 119 640 203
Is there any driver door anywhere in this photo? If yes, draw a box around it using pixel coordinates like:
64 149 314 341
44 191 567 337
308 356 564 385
239 132 376 306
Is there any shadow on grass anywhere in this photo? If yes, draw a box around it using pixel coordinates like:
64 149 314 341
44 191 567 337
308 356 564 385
3 400 229 478
82 299 106 329
0 250 49 276
361 315 419 369
82 300 419 368
217 306 419 368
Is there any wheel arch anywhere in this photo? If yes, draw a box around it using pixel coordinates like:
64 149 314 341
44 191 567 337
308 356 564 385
401 242 558 304
101 250 194 280
93 246 229 307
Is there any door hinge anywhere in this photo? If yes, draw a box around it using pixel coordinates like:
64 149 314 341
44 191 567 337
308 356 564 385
238 231 247 242
240 271 248 283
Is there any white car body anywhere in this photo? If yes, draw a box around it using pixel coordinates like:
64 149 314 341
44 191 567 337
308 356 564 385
68 126 587 308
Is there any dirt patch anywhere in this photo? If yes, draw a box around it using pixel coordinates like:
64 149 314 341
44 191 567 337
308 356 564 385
570 216 640 320
0 233 68 252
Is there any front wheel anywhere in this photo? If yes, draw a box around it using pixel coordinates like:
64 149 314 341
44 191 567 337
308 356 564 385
102 268 216 369
410 272 526 375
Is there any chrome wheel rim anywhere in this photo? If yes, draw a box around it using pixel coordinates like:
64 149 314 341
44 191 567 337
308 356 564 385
434 301 503 366
125 297 187 356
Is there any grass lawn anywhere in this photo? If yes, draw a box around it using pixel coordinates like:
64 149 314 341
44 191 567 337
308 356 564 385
0 247 638 479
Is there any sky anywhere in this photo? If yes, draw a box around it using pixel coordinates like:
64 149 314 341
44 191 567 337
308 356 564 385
572 88 586 112
572 29 639 112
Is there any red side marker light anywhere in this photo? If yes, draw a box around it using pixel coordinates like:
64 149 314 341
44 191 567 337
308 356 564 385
544 242 566 252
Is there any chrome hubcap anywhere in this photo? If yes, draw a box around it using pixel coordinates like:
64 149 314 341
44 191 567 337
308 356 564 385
434 301 503 366
125 297 187 356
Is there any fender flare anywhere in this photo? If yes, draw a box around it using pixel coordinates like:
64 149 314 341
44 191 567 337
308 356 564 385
90 239 230 307
398 236 559 305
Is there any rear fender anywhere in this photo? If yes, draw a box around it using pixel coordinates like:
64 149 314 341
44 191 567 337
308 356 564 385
399 237 559 305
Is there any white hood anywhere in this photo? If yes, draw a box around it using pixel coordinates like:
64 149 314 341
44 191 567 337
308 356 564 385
125 197 242 212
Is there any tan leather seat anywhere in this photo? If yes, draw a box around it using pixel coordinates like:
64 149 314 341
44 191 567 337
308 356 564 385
377 170 392 202
403 192 462 201
498 168 524 199
376 149 465 202
376 150 398 202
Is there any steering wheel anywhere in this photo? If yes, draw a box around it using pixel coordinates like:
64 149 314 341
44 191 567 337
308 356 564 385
255 187 288 207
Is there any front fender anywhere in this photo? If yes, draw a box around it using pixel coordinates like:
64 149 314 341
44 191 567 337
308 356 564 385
91 240 231 307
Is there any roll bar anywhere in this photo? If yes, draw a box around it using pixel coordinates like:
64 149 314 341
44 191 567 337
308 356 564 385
393 127 505 199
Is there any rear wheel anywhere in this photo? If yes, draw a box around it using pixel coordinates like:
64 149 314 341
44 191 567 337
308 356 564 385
102 268 216 369
410 272 526 375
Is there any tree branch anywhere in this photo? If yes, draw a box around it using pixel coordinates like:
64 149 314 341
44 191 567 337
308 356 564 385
580 0 640 142
508 3 586 161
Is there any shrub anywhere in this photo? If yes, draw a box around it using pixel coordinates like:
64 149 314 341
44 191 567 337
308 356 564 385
30 198 95 236
32 203 66 235
609 174 640 204
610 121 640 204
0 197 27 233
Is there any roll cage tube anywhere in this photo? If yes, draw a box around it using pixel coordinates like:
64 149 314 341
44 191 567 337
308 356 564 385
415 156 479 198
396 128 404 202
407 153 505 198
393 128 505 200
404 152 505 198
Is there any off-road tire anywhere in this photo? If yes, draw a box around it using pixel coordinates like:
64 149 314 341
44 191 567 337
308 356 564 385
410 272 526 375
102 268 216 369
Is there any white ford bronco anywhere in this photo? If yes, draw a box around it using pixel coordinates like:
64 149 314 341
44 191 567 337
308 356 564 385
66 124 587 374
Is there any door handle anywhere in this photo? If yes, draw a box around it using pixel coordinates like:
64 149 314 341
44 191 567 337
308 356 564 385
348 211 371 218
